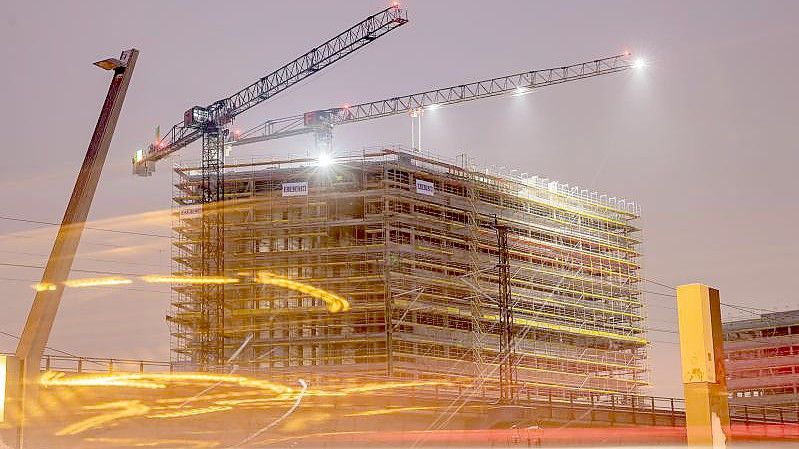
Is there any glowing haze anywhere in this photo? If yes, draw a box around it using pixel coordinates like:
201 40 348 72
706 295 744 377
1 1 797 400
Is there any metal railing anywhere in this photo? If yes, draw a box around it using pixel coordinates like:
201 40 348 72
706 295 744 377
1 353 172 374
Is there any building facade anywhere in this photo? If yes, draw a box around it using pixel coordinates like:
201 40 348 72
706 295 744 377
167 147 646 400
724 310 799 407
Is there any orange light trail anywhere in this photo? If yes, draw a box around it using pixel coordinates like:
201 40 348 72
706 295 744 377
55 400 150 436
41 372 166 390
255 271 350 313
346 405 439 417
147 405 232 419
140 275 239 284
83 438 220 449
31 369 799 446
41 372 294 395
31 282 56 292
63 276 133 288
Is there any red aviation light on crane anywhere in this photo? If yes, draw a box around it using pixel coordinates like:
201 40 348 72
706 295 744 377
392 1 399 8
623 49 632 57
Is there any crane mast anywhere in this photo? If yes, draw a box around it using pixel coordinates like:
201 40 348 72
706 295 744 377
137 5 407 370
231 53 635 152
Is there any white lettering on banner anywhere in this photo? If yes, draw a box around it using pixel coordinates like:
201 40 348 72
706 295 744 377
180 205 202 219
282 182 308 197
416 179 435 196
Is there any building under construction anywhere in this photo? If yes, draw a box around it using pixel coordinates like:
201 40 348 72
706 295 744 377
724 310 799 407
168 146 647 400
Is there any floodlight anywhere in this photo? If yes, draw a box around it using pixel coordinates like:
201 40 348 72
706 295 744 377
318 153 334 167
93 57 125 71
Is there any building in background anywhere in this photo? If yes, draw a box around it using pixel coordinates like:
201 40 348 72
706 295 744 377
724 310 799 407
167 146 646 400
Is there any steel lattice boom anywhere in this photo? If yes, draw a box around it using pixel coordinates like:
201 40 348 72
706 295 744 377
232 53 634 149
132 4 408 176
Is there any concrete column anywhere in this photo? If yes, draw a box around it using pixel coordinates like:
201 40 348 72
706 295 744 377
676 283 731 447
0 355 22 448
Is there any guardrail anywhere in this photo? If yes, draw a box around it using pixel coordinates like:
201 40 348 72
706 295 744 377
1 353 172 374
348 382 799 426
41 354 172 374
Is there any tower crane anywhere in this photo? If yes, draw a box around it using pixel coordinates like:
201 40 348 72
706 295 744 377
133 5 407 175
225 51 638 397
230 53 637 153
133 5 408 368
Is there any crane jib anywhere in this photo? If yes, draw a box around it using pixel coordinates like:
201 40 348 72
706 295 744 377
133 4 408 176
231 53 635 148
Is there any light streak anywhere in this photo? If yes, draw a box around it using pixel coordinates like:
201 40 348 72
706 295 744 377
147 405 232 419
40 372 294 395
255 271 350 313
153 390 259 405
235 378 308 446
281 410 332 432
63 276 132 288
41 372 468 438
84 438 220 449
140 275 239 284
178 333 252 408
346 406 439 417
336 380 452 395
56 400 150 436
41 372 166 390
31 282 56 292
212 395 297 407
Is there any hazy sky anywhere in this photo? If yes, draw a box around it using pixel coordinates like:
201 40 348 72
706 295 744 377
1 0 797 398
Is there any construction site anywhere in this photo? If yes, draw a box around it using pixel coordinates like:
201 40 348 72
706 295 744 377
168 146 646 401
2 2 798 448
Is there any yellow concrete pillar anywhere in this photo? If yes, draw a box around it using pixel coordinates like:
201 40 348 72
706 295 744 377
0 354 22 447
1 355 21 423
676 283 731 447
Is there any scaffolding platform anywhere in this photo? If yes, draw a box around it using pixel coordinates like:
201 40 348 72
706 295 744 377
168 146 647 402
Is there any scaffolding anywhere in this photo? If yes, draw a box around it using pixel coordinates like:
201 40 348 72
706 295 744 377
168 146 647 401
